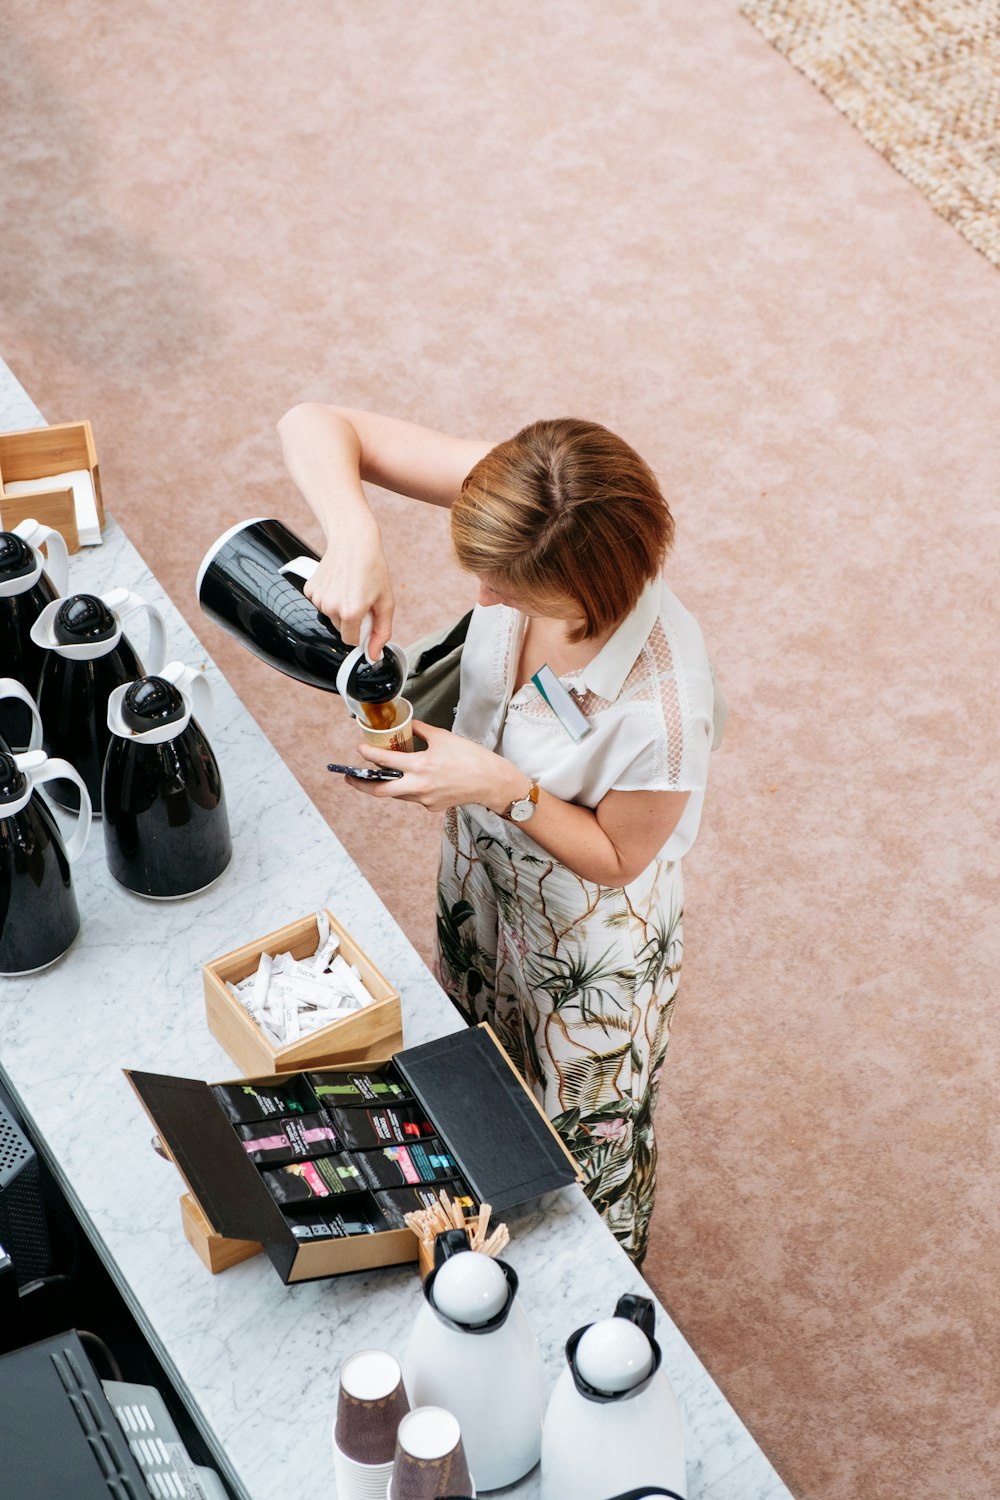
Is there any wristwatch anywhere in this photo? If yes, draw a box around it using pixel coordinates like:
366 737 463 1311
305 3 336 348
506 776 540 823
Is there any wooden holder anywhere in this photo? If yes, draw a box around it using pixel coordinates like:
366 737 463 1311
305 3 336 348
203 908 403 1076
180 1192 262 1274
0 420 104 553
179 1192 417 1279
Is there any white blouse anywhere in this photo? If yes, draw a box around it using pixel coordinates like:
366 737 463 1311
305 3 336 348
453 576 715 862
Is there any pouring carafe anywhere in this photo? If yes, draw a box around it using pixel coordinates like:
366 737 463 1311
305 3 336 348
30 588 166 813
0 519 69 748
0 749 92 975
196 518 407 717
103 661 232 899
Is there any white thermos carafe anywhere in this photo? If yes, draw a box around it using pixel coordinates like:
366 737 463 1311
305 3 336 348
402 1228 545 1489
541 1294 687 1500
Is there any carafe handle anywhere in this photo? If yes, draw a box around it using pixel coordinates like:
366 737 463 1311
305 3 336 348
280 557 375 661
279 555 318 584
433 1228 473 1268
102 588 167 674
13 517 69 596
160 660 213 732
0 678 43 751
18 752 92 862
613 1294 656 1342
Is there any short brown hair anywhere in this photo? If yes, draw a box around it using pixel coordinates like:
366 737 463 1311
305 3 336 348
451 418 673 641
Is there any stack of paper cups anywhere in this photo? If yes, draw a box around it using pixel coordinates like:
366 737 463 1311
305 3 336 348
333 1349 410 1500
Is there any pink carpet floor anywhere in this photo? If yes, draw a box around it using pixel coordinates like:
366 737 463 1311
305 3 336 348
2 3 998 1496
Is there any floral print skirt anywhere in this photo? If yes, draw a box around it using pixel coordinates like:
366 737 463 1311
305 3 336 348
436 804 683 1263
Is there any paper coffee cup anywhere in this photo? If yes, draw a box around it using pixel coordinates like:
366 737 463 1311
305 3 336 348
391 1407 474 1499
356 696 414 754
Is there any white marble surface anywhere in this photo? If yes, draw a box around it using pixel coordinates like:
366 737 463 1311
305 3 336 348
0 355 792 1500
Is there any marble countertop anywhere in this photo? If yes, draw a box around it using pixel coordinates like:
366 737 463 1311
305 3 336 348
0 356 791 1500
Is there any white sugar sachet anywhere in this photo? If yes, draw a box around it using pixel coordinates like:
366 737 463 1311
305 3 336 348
269 970 349 1007
277 979 302 1043
272 950 340 985
228 978 256 1019
310 927 341 975
228 964 263 1019
325 955 375 1011
258 1014 284 1046
253 951 273 1017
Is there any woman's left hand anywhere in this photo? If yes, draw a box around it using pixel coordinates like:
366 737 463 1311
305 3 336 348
346 720 523 814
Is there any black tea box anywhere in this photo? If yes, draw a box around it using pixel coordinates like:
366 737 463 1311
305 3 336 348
354 1139 459 1192
261 1157 364 1207
214 1078 318 1125
376 1184 476 1229
331 1104 435 1151
289 1199 391 1241
237 1112 340 1167
306 1068 413 1108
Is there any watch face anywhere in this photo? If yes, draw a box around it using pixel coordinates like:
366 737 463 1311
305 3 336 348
510 798 533 822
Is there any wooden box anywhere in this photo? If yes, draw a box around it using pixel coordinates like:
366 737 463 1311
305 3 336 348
0 421 105 553
203 908 404 1076
128 1025 583 1284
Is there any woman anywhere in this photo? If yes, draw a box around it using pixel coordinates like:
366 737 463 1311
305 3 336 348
278 405 715 1262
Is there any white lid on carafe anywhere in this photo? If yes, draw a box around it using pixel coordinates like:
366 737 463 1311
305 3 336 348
574 1316 655 1394
431 1249 509 1326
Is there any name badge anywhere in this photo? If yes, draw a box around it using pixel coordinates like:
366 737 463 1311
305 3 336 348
531 664 592 742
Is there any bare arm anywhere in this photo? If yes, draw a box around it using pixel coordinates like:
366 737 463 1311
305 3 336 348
494 779 689 888
276 404 493 654
352 721 690 887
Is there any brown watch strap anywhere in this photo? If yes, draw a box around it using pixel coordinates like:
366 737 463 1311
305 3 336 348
504 777 540 819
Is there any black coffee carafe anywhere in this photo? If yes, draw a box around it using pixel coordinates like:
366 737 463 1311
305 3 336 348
103 661 232 899
0 520 69 749
30 587 166 814
0 748 92 976
196 518 408 709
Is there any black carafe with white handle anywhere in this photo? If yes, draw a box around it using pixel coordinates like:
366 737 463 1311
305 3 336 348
0 519 69 749
196 518 407 708
102 661 232 899
30 587 166 813
0 748 92 976
0 681 74 920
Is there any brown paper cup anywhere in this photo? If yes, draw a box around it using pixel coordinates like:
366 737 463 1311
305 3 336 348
391 1407 474 1499
357 696 414 753
335 1349 410 1466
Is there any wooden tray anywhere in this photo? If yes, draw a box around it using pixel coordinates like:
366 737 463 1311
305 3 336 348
0 420 104 552
203 908 404 1076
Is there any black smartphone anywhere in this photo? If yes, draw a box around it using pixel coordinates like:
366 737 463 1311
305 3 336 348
326 762 404 781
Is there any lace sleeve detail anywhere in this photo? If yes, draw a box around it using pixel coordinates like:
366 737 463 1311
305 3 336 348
609 618 714 793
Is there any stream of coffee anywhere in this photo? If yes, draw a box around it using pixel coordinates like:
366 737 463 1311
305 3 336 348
361 700 397 731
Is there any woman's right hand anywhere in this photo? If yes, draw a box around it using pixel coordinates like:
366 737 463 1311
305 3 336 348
303 518 395 659
278 401 492 659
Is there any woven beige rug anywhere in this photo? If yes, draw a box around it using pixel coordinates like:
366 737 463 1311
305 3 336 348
740 0 1000 267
